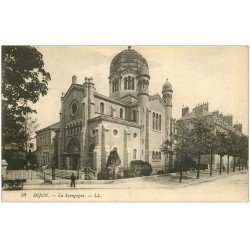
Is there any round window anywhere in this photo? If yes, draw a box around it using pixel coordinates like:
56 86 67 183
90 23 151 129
70 101 78 116
113 129 118 135
90 128 96 137
133 133 137 138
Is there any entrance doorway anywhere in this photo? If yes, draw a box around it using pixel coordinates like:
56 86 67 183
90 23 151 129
72 155 79 170
67 138 81 170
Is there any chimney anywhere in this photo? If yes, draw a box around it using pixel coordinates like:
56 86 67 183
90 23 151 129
223 115 233 127
182 106 189 117
72 75 77 84
233 123 242 132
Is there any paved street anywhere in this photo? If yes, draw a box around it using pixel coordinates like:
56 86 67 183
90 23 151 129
2 170 248 202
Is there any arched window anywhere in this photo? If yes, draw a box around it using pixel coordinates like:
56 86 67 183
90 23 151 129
152 151 155 160
156 152 159 160
120 108 123 118
112 79 119 93
132 78 135 90
132 109 137 122
124 77 128 90
70 124 72 135
153 112 155 129
100 102 105 114
154 113 157 130
76 122 79 133
111 106 115 117
138 80 142 89
156 114 159 130
128 76 132 89
159 114 161 131
133 149 137 159
159 152 161 160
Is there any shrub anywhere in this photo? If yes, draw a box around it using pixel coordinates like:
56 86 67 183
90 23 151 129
129 160 152 177
116 167 124 179
106 149 122 179
157 170 165 175
97 169 110 180
123 169 132 178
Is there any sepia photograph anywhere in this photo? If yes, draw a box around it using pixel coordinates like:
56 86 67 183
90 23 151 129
1 45 248 202
1 2 250 250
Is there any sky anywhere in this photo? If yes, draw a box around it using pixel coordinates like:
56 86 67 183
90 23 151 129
32 46 248 134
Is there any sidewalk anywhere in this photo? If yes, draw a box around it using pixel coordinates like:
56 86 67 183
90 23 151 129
15 169 248 190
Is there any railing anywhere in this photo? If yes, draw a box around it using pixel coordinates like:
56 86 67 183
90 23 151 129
81 167 96 180
44 168 96 180
4 170 44 180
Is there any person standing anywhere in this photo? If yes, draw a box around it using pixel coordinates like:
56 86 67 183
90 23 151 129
70 172 76 187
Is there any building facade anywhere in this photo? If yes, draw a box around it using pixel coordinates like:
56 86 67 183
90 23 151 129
178 102 243 169
36 122 60 169
36 46 174 174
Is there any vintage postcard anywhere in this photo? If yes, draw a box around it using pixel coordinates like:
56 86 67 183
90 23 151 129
1 45 248 202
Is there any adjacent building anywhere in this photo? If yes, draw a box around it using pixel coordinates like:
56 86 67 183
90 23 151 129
36 122 60 169
178 102 243 169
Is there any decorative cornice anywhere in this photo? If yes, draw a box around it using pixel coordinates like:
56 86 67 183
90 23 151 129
63 84 84 101
109 68 138 79
88 114 142 128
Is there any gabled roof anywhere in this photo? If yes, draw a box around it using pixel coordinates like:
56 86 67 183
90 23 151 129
36 122 60 134
94 92 129 107
149 93 166 107
63 84 84 101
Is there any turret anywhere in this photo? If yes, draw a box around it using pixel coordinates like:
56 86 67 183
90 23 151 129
162 78 173 106
72 75 77 84
137 64 150 106
82 77 95 121
162 79 173 140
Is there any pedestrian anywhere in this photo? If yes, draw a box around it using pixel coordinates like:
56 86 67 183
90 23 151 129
70 172 76 187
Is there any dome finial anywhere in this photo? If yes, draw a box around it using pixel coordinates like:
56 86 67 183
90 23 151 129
162 78 172 92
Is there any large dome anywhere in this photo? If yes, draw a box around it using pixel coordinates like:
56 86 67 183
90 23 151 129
109 46 149 77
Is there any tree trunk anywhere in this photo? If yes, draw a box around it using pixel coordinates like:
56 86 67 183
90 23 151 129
227 155 230 173
239 158 243 170
179 159 183 183
219 155 222 175
197 154 200 179
165 154 167 174
210 153 213 176
233 157 236 172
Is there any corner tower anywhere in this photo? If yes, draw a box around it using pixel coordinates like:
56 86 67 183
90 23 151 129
137 64 150 162
162 79 173 140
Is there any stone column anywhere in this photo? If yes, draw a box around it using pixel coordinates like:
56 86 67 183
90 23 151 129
58 94 65 169
102 124 110 170
93 124 102 176
123 129 130 169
